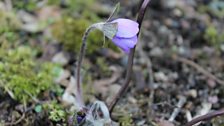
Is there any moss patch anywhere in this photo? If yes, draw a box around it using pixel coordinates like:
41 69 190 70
44 101 67 122
204 25 224 50
0 44 56 103
0 10 20 42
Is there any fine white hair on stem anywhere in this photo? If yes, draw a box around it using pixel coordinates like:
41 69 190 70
76 24 95 108
76 22 117 108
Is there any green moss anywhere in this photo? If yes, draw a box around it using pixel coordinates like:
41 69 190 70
204 26 219 45
0 10 20 42
43 101 67 122
0 10 20 30
12 0 38 11
119 114 133 126
47 102 67 122
0 45 56 103
204 25 224 50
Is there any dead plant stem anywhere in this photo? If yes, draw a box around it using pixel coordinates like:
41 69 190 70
185 109 224 126
173 55 224 85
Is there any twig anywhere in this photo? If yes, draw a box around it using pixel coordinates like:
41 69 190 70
153 101 179 109
173 55 224 85
4 113 25 126
185 109 224 126
4 106 26 126
169 96 186 122
108 0 151 112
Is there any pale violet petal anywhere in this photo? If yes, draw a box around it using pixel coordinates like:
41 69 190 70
112 36 138 53
111 18 139 38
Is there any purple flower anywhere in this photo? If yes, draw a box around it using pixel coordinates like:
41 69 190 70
110 18 139 53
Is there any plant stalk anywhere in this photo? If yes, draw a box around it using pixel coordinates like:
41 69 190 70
108 0 151 112
76 24 99 107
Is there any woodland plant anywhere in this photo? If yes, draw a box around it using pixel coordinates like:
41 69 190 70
51 0 224 125
2 0 223 125
71 1 151 125
76 13 140 106
70 0 224 124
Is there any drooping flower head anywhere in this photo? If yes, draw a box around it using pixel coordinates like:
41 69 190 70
95 18 139 54
110 18 139 53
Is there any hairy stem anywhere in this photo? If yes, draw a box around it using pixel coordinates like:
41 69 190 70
76 23 103 107
185 109 224 126
109 0 151 112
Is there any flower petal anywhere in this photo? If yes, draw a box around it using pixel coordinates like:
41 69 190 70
112 36 138 53
111 18 139 38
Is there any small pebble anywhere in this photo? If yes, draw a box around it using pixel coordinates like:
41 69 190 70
52 52 69 65
187 89 197 98
155 72 168 82
150 47 163 57
208 96 218 104
128 96 137 104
